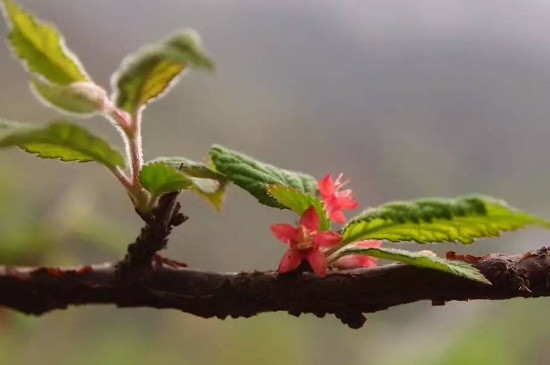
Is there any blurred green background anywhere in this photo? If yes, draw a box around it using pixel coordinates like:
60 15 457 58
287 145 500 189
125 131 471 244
1 0 550 363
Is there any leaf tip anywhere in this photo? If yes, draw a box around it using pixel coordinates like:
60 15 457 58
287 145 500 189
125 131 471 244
166 29 214 70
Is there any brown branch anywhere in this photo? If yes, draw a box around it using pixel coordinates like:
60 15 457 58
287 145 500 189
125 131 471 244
3 192 549 328
122 191 187 268
1 247 550 328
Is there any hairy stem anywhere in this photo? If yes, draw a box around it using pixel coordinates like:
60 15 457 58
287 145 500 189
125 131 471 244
128 113 143 188
103 103 138 188
103 102 148 209
112 167 133 191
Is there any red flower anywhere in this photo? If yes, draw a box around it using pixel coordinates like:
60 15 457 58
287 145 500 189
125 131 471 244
333 240 382 269
270 206 342 277
318 173 359 223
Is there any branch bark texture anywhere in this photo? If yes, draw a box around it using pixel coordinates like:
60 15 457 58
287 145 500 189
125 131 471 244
1 248 549 328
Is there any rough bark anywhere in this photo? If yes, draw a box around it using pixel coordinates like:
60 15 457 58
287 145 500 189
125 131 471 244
1 247 549 328
2 192 549 328
122 191 187 268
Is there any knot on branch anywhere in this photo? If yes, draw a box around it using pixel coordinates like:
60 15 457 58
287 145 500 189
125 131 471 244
334 311 367 329
120 191 188 270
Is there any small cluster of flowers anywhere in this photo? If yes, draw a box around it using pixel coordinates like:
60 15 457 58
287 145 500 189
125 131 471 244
270 173 381 277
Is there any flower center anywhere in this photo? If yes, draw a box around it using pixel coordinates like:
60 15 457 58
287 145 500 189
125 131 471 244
293 225 315 251
334 174 355 199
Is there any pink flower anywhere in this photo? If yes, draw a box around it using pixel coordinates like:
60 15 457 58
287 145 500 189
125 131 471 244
333 240 382 269
318 173 359 223
270 206 342 277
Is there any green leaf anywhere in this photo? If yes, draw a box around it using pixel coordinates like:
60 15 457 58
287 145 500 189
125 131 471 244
149 157 228 211
139 162 194 198
151 156 225 181
0 118 27 137
113 30 213 115
1 0 88 85
209 144 318 208
31 78 106 114
267 185 330 230
188 177 219 194
0 120 125 170
330 246 491 284
191 178 228 212
341 195 550 245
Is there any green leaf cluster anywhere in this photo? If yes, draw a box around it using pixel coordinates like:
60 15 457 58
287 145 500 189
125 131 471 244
0 0 108 115
152 156 225 181
0 0 219 211
207 144 550 283
151 157 228 210
139 162 193 197
140 158 227 210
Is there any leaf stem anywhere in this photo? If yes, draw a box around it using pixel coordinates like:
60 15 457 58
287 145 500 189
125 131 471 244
103 103 135 182
102 101 149 211
129 113 143 188
107 107 131 131
113 167 133 191
104 101 144 186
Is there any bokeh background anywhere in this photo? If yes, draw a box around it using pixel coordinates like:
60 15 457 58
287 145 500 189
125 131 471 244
1 0 550 363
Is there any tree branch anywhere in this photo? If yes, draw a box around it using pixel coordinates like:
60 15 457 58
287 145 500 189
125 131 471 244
1 247 549 328
122 191 187 268
3 192 549 329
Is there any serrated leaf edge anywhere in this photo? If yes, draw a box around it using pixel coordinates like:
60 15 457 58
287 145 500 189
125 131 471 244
0 0 90 84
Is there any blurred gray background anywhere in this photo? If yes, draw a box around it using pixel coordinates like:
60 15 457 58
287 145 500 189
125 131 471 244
1 0 550 364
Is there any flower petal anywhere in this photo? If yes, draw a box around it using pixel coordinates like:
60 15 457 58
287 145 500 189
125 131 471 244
306 249 327 277
359 256 378 267
317 173 335 199
335 196 359 210
300 206 320 231
334 240 382 269
333 255 361 269
328 209 347 224
315 231 342 248
278 248 302 273
334 255 378 269
354 240 382 248
334 173 345 186
270 224 297 243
